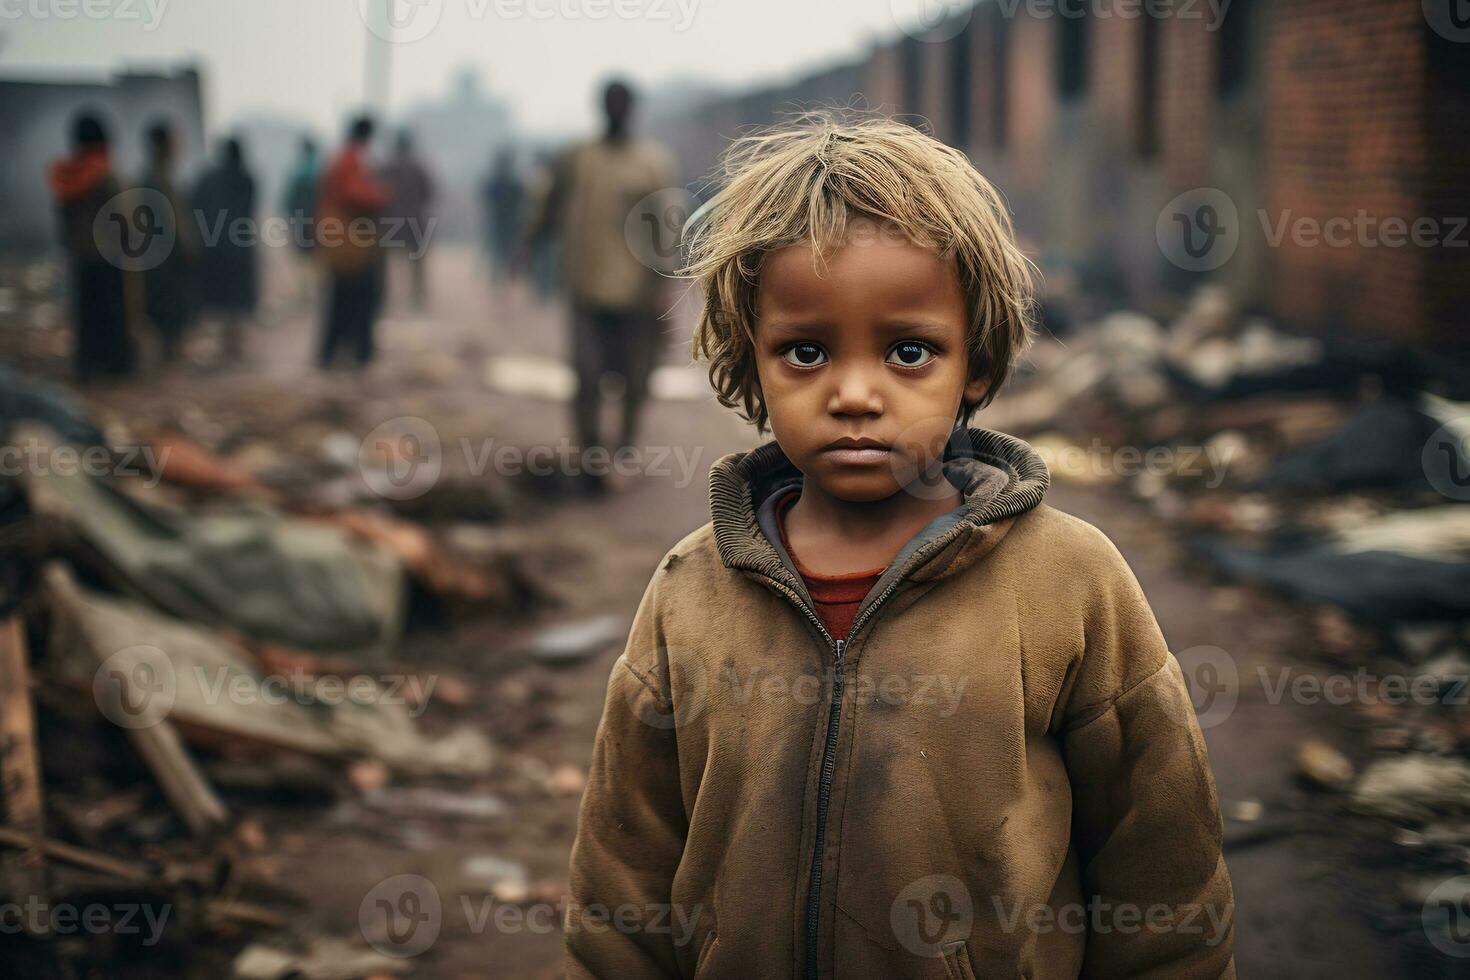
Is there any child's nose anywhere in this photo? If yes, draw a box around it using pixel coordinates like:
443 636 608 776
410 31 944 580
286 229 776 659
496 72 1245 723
826 364 884 417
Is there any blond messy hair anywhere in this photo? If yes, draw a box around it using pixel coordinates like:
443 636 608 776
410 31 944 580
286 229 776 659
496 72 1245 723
681 110 1036 432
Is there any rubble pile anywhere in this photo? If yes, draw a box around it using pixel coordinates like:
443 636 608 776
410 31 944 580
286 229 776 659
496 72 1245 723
1008 288 1470 951
0 369 574 978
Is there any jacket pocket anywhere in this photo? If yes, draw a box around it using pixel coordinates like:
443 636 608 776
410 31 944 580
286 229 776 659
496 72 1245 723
940 940 978 980
693 928 719 977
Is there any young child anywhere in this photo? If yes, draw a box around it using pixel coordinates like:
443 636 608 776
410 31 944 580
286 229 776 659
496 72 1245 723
565 114 1235 980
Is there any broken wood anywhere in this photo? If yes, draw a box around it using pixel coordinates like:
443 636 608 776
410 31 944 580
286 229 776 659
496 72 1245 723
0 613 47 904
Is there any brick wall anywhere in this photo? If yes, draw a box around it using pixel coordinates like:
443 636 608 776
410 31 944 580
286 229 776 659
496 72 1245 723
1263 0 1434 343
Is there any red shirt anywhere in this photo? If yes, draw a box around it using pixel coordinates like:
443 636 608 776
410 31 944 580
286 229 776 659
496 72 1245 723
774 489 885 642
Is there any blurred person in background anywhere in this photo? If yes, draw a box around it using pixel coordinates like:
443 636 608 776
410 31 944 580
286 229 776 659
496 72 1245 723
48 110 135 380
192 136 259 363
281 136 320 309
523 148 562 302
138 119 195 364
481 145 525 283
519 79 675 494
316 114 391 368
382 129 435 310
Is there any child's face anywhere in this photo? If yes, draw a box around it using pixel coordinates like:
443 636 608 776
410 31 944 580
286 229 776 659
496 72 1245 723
754 234 989 504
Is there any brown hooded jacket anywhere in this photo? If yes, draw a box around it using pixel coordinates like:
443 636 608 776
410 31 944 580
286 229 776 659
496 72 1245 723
566 427 1236 980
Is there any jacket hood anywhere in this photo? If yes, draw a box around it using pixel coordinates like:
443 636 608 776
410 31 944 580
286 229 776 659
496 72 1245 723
710 427 1050 613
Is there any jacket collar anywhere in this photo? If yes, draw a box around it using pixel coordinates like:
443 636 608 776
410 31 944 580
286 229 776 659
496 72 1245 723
709 427 1050 605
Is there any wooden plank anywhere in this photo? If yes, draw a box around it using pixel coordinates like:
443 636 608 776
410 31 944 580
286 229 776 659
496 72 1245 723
0 613 47 909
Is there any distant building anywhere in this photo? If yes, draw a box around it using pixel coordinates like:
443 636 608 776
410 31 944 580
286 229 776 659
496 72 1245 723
654 0 1470 349
0 65 206 254
395 68 515 243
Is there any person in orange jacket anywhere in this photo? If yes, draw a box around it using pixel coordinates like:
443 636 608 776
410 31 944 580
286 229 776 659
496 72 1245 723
48 110 136 379
315 114 392 368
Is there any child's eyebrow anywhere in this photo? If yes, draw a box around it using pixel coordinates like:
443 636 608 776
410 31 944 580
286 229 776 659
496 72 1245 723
878 319 956 341
758 319 830 341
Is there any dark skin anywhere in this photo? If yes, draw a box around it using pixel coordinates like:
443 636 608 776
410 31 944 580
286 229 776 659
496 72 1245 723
754 236 988 576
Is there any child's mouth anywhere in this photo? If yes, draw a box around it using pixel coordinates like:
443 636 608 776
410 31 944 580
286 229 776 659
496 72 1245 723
820 445 892 465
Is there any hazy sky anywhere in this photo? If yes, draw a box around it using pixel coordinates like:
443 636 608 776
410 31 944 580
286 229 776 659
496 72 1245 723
0 0 944 137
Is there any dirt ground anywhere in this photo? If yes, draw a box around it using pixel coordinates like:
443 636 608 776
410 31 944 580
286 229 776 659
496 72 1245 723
11 245 1420 977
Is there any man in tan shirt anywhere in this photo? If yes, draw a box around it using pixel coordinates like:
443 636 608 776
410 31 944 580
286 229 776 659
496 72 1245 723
522 79 677 495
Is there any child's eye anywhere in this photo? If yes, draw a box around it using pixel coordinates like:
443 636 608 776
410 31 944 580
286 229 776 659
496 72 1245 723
781 343 827 368
887 342 935 368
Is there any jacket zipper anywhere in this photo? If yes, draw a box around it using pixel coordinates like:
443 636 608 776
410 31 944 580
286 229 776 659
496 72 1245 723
779 570 908 980
803 635 844 980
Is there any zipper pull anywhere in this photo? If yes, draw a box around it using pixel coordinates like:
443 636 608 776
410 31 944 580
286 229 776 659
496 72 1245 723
835 639 845 665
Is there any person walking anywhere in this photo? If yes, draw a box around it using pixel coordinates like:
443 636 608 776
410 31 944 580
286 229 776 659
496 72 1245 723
192 137 258 362
382 130 435 310
520 79 676 494
316 115 391 368
137 119 194 364
281 136 320 309
48 111 136 380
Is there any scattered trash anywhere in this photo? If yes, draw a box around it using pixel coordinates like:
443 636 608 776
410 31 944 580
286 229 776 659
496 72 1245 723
362 786 511 821
1352 756 1470 823
233 937 411 979
525 613 628 665
20 425 406 658
1296 738 1355 790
